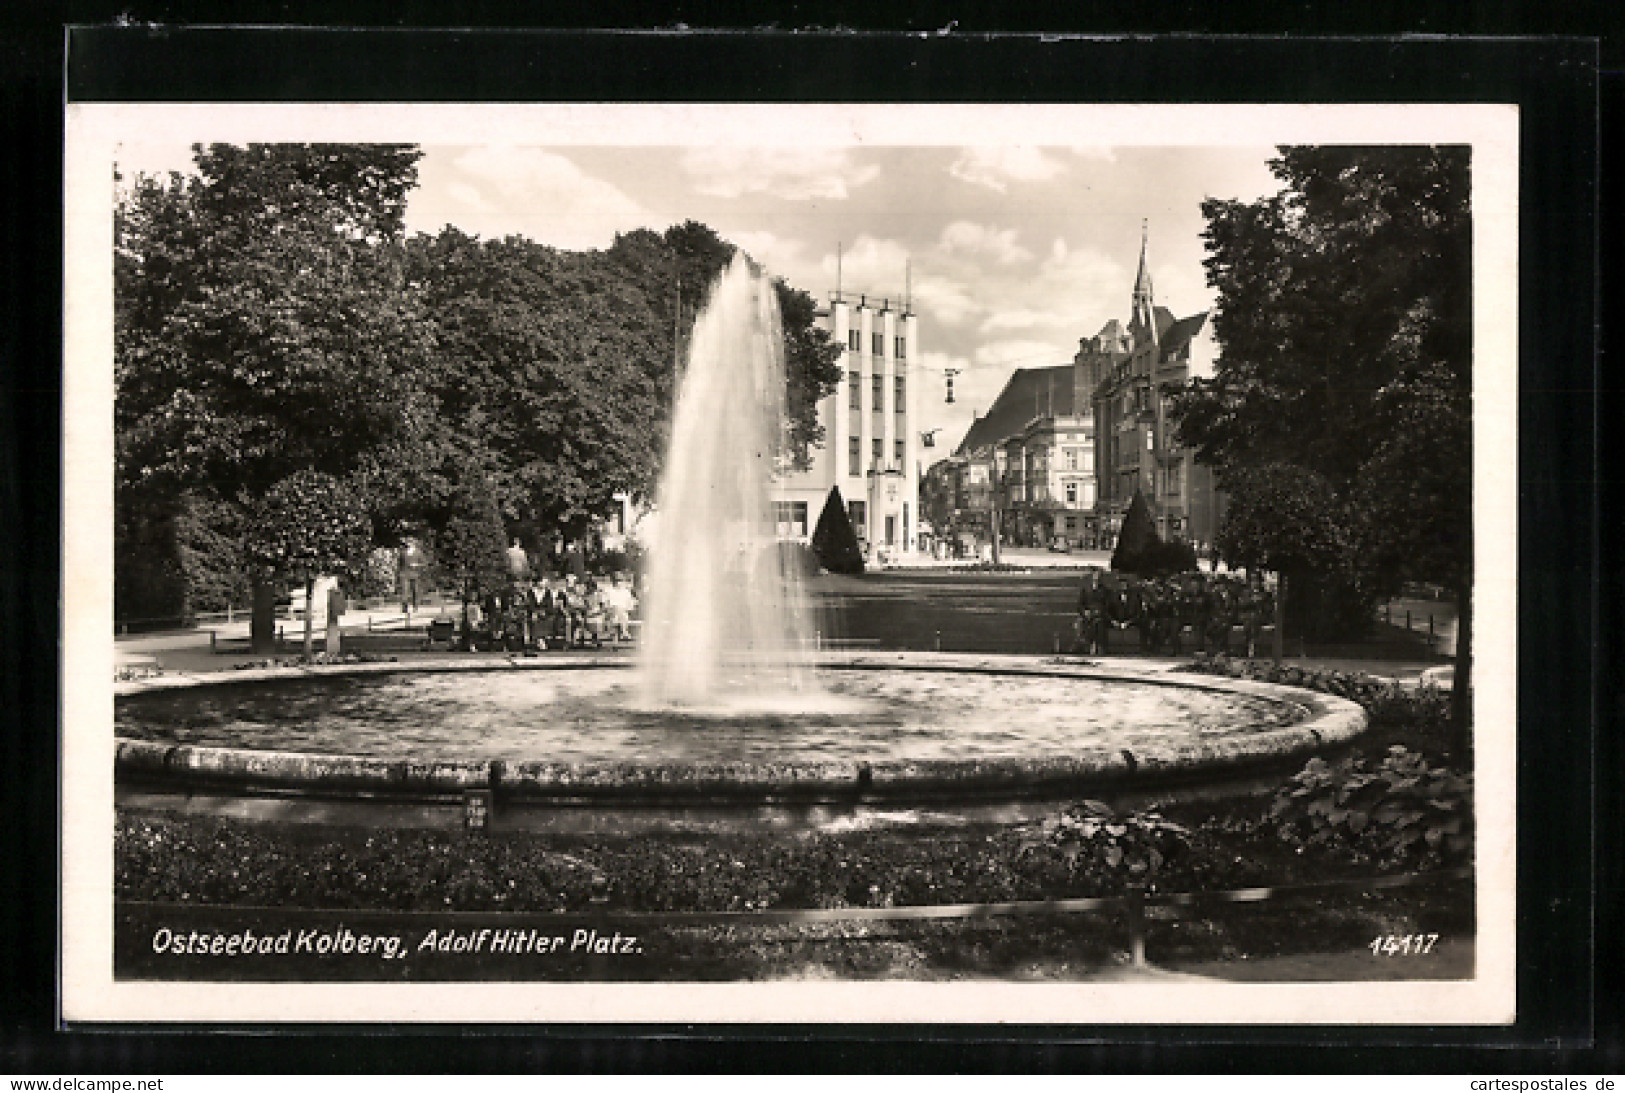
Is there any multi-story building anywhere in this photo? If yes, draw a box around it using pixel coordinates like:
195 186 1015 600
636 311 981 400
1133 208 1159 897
952 363 1099 549
1081 226 1222 548
772 291 920 560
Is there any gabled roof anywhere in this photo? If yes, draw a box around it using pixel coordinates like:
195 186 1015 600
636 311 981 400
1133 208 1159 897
954 364 1077 456
1159 311 1208 358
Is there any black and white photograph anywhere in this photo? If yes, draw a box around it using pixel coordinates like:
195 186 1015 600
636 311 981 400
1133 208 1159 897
61 100 1518 1024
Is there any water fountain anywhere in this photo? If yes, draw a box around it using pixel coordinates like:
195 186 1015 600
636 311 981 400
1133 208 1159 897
638 255 815 706
113 255 1367 824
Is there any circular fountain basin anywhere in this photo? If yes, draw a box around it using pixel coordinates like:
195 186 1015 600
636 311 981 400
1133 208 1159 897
114 654 1366 818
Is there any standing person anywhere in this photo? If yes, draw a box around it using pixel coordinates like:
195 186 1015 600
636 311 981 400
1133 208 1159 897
560 573 585 647
582 578 607 648
542 577 568 650
1074 569 1106 655
604 574 636 644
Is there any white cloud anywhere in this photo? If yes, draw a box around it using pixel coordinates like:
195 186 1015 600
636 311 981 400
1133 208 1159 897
412 147 652 250
1031 241 1128 322
731 230 806 277
939 221 1032 265
948 146 1068 192
913 272 980 327
1151 260 1215 319
972 338 1068 369
445 181 490 209
822 234 912 298
978 309 1055 334
681 147 879 200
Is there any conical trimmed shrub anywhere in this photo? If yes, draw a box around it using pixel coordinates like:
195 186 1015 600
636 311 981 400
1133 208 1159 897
1110 489 1162 576
810 485 865 575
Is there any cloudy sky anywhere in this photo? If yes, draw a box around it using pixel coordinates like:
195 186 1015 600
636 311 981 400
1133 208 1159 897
117 137 1284 451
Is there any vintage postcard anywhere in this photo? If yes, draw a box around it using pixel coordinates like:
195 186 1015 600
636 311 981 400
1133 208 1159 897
62 100 1518 1025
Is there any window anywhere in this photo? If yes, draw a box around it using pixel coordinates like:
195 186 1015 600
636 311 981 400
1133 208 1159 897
872 438 883 465
1146 427 1155 451
848 500 866 533
848 371 860 411
873 332 885 356
774 501 809 538
1065 480 1079 506
847 329 861 351
894 335 907 359
849 436 861 475
894 438 905 465
872 374 884 412
894 375 906 413
1063 447 1079 471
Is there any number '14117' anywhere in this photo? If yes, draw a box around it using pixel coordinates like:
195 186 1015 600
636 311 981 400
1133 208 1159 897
1369 934 1439 956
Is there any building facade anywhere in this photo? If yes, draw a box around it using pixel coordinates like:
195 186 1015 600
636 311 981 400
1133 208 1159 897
773 291 920 560
952 363 1099 551
1081 228 1222 548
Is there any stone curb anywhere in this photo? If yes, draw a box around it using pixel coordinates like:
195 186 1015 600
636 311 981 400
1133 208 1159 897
114 653 1367 803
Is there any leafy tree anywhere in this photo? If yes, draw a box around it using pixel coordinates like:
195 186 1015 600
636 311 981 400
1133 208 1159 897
1215 463 1364 642
1176 146 1470 485
810 486 865 575
774 277 844 466
431 463 511 645
410 221 841 548
243 471 372 659
1171 145 1472 743
407 228 673 543
116 143 432 651
614 221 842 471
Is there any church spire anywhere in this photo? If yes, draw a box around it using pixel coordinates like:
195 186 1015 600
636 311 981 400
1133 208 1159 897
1130 218 1158 350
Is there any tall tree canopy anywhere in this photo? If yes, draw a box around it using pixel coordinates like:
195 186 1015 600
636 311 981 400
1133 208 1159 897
1171 145 1472 736
406 220 841 545
116 147 841 631
117 144 431 501
116 144 432 640
1175 145 1470 490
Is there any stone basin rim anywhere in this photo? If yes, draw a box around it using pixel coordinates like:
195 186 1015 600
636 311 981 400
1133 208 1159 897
113 653 1367 803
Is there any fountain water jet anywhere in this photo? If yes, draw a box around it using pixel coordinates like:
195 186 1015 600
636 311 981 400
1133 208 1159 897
638 255 816 706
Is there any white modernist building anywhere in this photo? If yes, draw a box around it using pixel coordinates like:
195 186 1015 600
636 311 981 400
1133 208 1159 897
772 290 920 561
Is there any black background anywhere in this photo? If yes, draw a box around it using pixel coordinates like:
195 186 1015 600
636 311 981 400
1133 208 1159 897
2 7 1615 1074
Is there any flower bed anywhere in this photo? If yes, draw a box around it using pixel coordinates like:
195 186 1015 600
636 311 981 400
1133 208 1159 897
1178 653 1454 745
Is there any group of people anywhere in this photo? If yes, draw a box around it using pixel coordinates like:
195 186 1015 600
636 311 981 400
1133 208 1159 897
1074 569 1276 657
467 572 638 652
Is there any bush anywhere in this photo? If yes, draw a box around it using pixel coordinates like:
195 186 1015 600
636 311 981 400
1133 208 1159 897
1268 747 1472 869
1110 490 1161 576
810 486 865 575
1179 653 1451 732
1151 537 1199 575
1015 799 1193 884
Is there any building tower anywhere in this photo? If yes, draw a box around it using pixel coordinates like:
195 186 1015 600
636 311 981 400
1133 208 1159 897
1128 218 1159 352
